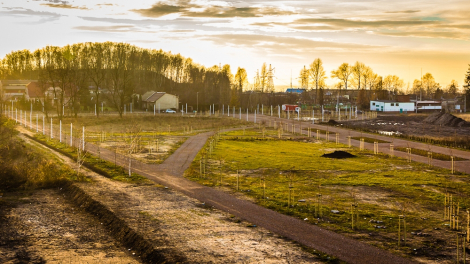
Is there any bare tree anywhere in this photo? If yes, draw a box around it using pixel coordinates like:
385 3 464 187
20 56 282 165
352 61 366 90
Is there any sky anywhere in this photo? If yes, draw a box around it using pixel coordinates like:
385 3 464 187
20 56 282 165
1 0 469 91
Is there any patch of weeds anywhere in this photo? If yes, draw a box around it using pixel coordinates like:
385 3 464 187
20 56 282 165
29 134 149 184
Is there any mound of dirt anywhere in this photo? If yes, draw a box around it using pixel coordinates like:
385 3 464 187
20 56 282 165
327 120 339 125
321 151 356 159
423 112 470 127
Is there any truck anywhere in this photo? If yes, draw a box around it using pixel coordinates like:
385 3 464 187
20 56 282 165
282 104 300 113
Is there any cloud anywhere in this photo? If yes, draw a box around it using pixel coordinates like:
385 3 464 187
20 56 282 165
132 2 294 18
385 10 420 14
73 25 137 32
0 7 62 23
202 33 383 56
378 31 466 40
293 18 439 29
41 3 89 10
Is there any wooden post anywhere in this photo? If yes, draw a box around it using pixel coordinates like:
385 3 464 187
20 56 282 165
336 133 339 145
390 144 394 157
237 169 239 191
398 215 406 247
452 156 455 174
348 136 351 147
316 130 319 140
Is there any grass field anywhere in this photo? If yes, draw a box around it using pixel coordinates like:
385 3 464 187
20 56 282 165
185 128 470 260
59 114 249 133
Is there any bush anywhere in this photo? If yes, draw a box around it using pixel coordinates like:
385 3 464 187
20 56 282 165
0 116 70 191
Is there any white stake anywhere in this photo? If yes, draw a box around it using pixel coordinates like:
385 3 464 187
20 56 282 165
50 118 53 138
254 110 257 123
60 120 62 142
70 123 73 146
239 107 241 119
42 115 45 135
82 126 85 150
154 104 156 115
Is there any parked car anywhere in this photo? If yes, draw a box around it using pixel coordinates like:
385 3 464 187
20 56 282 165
165 109 176 113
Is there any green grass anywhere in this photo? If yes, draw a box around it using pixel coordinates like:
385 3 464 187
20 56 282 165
31 134 149 184
395 147 467 161
185 130 470 260
59 115 250 134
351 137 390 144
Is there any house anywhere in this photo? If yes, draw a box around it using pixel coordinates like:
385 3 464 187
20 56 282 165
370 100 415 112
1 80 32 101
26 82 45 103
415 101 442 112
141 91 179 110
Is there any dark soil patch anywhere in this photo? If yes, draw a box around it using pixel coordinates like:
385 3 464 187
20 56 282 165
321 151 356 159
423 112 470 127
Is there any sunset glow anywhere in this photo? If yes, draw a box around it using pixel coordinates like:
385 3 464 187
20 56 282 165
1 0 469 90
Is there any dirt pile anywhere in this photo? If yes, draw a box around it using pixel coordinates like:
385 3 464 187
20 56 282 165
321 151 356 159
423 112 470 127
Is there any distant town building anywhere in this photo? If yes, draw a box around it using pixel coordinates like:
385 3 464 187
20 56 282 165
1 80 33 101
286 88 306 94
415 101 442 112
370 100 415 113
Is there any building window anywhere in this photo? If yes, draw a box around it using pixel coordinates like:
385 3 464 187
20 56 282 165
391 103 394 106
396 103 399 107
372 103 375 106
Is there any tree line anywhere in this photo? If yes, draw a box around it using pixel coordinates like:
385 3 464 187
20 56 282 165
0 42 238 119
297 59 468 108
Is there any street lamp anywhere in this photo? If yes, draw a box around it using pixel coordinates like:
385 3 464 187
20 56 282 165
197 92 199 112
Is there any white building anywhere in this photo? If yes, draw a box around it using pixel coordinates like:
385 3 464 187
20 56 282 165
370 100 415 112
415 101 442 112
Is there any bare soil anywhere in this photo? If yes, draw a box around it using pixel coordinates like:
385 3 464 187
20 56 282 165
0 190 139 264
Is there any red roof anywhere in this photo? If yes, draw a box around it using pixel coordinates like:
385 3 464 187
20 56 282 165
27 82 44 98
